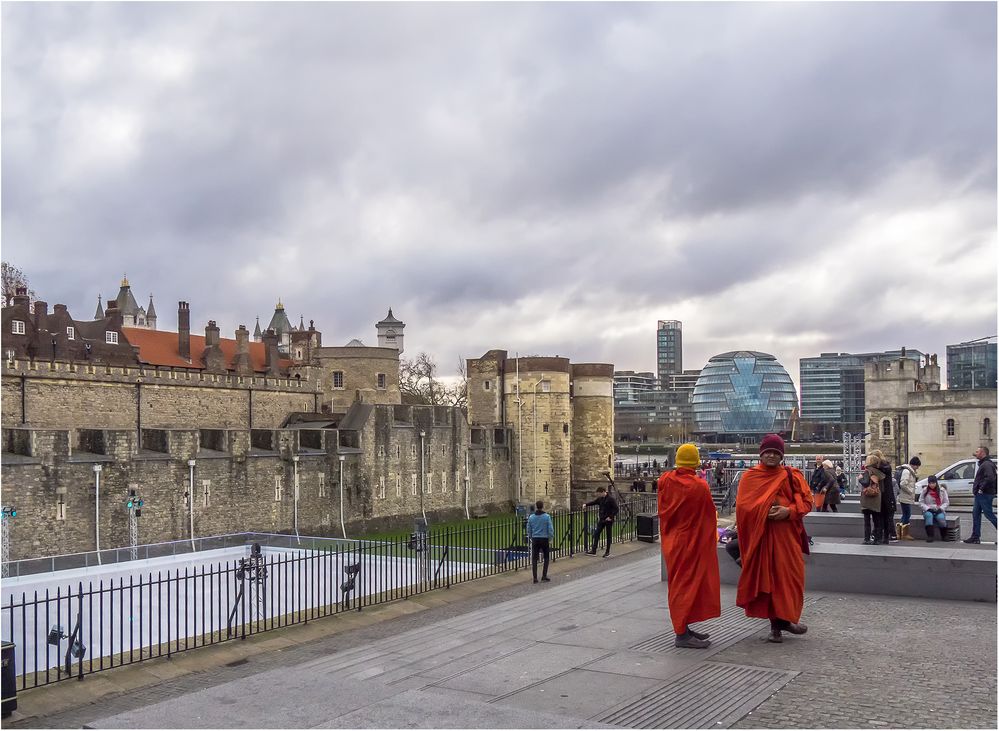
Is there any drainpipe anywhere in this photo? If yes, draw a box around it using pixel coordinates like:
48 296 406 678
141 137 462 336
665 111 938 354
93 464 102 564
136 381 142 449
419 430 427 523
187 459 196 551
21 374 26 424
464 447 470 520
338 455 347 539
292 455 300 544
533 377 544 504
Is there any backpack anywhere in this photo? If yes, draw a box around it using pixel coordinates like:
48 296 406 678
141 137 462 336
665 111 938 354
893 465 906 493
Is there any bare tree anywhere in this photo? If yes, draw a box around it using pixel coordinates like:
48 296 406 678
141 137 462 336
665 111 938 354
399 352 467 407
2 261 35 307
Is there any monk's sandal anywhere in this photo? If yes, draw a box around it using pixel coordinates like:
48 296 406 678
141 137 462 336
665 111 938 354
674 633 711 649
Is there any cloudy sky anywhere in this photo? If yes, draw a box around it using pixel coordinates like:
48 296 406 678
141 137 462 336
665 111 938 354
3 2 996 390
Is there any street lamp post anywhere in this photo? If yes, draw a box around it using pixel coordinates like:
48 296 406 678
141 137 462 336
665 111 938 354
419 430 427 523
338 455 347 539
93 464 103 564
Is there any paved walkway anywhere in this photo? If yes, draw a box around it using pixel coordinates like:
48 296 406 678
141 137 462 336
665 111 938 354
9 542 996 729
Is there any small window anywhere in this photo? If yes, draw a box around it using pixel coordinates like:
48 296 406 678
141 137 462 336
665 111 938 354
541 380 551 393
274 476 283 501
332 371 344 389
984 418 991 437
426 473 433 494
295 348 303 360
377 373 387 389
377 445 385 457
442 444 447 457
488 469 494 491
881 419 892 437
484 380 490 391
395 473 401 498
106 331 119 344
318 473 326 498
202 479 211 508
441 471 447 493
56 497 66 521
379 476 386 500
396 444 401 458
563 423 569 435
411 444 416 457
11 320 25 335
946 418 956 437
66 326 75 340
5 349 14 362
543 424 549 433
411 474 417 496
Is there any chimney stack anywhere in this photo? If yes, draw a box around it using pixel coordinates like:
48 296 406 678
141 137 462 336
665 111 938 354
33 300 48 332
205 320 220 348
11 286 29 308
233 325 252 374
201 320 225 372
262 328 281 376
178 302 190 360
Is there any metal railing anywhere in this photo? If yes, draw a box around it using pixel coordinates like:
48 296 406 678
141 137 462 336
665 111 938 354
2 496 658 692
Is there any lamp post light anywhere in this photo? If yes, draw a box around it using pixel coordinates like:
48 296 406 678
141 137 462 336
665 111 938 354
93 464 103 564
418 431 427 523
186 459 196 550
338 455 347 539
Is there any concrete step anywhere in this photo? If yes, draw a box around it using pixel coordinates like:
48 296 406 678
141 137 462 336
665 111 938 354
804 512 962 541
715 543 996 602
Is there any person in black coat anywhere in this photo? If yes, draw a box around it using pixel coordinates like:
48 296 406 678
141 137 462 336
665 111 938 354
873 450 896 543
584 486 619 557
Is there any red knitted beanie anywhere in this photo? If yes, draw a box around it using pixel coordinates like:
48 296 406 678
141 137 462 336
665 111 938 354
759 433 785 456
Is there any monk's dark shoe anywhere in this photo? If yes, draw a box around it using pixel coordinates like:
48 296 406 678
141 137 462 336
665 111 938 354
784 622 808 635
688 628 710 640
765 630 783 643
674 633 711 649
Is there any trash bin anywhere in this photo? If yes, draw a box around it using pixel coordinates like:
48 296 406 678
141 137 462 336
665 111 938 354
636 513 659 543
1 641 16 717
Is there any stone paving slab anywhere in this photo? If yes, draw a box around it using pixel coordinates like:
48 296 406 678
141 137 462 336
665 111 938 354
495 667 664 719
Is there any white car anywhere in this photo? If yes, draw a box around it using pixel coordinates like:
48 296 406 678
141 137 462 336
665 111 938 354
914 457 997 497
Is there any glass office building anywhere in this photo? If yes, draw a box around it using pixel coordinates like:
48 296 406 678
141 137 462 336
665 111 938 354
656 320 682 385
946 337 997 390
692 351 798 440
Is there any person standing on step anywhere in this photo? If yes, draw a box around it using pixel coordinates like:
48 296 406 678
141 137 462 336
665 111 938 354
918 475 949 543
858 455 886 545
584 486 618 557
526 500 554 583
658 443 721 649
817 459 840 513
872 450 897 542
964 446 997 544
736 434 813 644
896 457 920 540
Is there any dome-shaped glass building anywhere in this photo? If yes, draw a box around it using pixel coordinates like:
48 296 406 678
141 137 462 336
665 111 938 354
691 351 798 440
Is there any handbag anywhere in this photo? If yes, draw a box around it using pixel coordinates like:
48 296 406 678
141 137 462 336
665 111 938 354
862 482 880 499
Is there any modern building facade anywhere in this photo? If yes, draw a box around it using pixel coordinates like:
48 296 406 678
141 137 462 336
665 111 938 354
946 337 997 390
692 351 798 443
656 320 682 385
799 349 925 440
613 371 657 404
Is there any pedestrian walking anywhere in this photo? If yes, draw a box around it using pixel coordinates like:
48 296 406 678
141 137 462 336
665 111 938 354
584 486 619 557
919 475 949 543
896 457 920 540
859 455 886 545
817 460 840 512
658 444 721 649
735 434 812 644
526 500 554 583
964 446 997 544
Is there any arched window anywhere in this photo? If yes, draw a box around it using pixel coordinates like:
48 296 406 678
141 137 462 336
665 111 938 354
946 418 956 437
881 419 892 437
984 418 991 437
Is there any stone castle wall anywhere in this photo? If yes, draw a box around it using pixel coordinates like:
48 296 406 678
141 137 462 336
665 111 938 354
570 364 615 504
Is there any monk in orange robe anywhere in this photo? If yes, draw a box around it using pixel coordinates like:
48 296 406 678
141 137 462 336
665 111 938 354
736 433 813 643
658 443 721 649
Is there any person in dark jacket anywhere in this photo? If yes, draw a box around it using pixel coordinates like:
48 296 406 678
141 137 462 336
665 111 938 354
584 486 619 557
526 500 555 582
964 446 997 544
817 460 840 512
873 450 896 543
858 455 886 545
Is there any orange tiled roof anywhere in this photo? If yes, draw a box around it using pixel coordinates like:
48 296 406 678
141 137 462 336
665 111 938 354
122 328 292 372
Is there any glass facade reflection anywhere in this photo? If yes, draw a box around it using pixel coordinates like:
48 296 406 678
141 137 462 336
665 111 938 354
692 351 798 438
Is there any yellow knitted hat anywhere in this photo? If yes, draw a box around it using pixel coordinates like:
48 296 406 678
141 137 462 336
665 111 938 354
675 443 700 468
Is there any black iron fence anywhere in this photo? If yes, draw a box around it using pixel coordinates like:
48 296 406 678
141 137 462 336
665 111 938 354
2 495 658 692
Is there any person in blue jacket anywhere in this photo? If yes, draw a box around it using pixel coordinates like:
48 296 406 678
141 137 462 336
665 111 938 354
526 500 555 583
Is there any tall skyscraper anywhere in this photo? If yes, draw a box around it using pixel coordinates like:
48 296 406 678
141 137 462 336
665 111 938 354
946 337 997 390
657 320 682 385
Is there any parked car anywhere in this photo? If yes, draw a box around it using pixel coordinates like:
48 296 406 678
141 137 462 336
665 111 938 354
914 457 998 497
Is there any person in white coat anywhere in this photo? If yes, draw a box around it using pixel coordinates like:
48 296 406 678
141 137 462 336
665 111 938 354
896 457 920 540
918 475 949 543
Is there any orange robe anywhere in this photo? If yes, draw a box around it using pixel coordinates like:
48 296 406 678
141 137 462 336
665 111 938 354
658 468 721 634
735 465 813 622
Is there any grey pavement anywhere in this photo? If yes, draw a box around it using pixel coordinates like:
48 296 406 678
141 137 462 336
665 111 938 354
76 552 996 730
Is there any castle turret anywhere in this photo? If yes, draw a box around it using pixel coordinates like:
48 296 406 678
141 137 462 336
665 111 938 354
146 295 157 330
570 363 615 494
94 294 104 320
